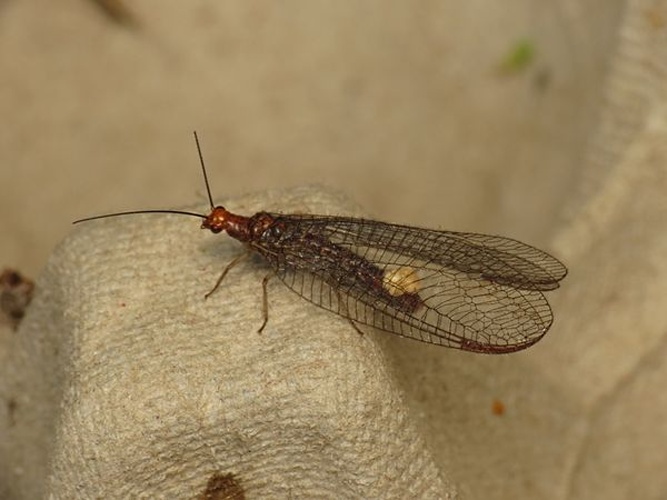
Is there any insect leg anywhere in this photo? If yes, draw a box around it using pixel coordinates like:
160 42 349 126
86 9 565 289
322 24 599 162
205 252 251 299
336 290 365 336
347 317 365 337
257 273 274 333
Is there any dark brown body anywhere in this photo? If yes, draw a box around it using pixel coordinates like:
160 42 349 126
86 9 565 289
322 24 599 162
203 207 422 314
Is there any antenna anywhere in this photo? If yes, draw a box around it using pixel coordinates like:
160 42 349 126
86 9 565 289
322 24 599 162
193 131 215 210
72 134 216 224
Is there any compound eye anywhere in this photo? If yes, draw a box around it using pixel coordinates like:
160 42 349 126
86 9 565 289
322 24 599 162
201 222 223 234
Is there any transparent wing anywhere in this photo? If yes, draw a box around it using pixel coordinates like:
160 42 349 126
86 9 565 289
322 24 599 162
265 215 566 353
316 216 567 290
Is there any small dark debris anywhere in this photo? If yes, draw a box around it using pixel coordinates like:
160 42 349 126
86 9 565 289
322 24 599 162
197 472 245 500
1 268 35 331
6 398 17 427
89 0 138 27
492 399 506 416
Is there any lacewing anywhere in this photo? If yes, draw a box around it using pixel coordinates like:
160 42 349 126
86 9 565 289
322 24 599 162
75 133 567 354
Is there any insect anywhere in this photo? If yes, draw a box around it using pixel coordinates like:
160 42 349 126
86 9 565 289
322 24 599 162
75 133 567 354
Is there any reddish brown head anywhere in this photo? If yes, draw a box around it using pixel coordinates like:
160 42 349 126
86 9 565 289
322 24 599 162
201 206 229 234
201 206 252 242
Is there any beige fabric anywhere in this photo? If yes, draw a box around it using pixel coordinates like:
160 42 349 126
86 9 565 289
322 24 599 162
2 187 451 498
2 1 667 499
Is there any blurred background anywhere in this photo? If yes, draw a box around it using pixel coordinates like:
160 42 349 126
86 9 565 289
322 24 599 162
0 0 623 278
0 1 636 498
